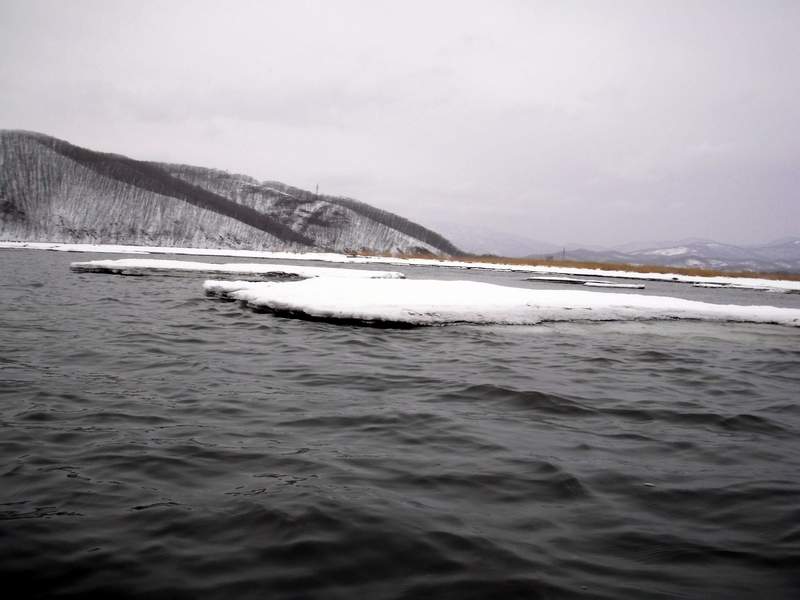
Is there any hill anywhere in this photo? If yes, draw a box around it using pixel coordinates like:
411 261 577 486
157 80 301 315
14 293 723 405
528 238 800 274
0 130 459 255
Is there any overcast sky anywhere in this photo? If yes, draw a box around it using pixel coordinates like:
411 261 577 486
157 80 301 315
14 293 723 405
1 0 798 249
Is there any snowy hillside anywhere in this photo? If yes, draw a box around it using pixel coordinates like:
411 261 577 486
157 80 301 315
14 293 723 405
0 130 460 255
535 238 800 273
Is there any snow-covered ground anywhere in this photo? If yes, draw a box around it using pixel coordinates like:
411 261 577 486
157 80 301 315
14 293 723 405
4 241 799 293
70 259 404 279
1 241 346 261
204 279 800 327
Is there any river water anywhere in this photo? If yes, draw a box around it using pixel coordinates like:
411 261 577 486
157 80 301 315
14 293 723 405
2 249 799 599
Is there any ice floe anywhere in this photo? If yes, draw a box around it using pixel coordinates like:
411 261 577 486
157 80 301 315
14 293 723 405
4 241 799 293
346 257 800 293
203 279 800 327
525 276 645 289
583 281 646 289
70 259 404 279
525 276 593 284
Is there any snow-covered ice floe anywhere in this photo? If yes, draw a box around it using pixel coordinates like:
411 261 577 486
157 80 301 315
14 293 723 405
70 259 404 279
5 241 798 293
525 276 593 285
525 276 645 289
203 279 800 328
691 282 780 292
583 281 646 289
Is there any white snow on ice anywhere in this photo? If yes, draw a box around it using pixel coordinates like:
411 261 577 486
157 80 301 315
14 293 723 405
70 259 404 279
4 241 799 293
525 276 645 289
583 281 646 289
342 256 800 293
203 278 800 327
525 276 591 284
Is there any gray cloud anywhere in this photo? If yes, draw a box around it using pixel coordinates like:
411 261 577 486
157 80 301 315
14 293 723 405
1 0 798 248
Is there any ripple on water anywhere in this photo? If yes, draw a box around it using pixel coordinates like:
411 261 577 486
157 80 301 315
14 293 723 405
1 251 800 599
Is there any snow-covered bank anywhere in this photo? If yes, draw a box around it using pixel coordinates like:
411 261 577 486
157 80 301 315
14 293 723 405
70 259 404 279
5 241 799 293
345 256 800 293
1 241 346 262
203 279 800 327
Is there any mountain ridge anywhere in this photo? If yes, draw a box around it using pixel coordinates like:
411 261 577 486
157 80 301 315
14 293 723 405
528 238 800 274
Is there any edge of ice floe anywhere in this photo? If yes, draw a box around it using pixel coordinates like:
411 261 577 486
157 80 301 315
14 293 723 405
3 241 798 293
202 278 800 328
525 276 645 289
69 258 405 279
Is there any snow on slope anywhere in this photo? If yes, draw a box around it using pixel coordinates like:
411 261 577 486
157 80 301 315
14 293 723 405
155 163 458 254
0 132 288 250
203 279 800 327
644 246 690 256
0 130 459 255
70 259 404 279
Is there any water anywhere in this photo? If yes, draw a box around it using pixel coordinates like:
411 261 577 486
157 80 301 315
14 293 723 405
2 249 799 599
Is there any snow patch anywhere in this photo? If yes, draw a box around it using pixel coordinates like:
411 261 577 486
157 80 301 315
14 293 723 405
203 278 800 327
645 247 690 256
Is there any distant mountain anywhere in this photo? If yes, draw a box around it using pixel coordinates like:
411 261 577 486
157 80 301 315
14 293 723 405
609 237 716 254
0 130 460 255
424 220 561 257
748 238 800 263
528 238 800 273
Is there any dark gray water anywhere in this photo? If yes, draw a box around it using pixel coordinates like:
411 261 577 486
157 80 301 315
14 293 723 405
2 249 800 599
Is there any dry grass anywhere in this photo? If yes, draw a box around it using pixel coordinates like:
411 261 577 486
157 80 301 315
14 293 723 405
355 251 800 282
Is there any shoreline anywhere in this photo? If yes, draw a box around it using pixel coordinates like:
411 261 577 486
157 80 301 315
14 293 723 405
3 240 800 293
